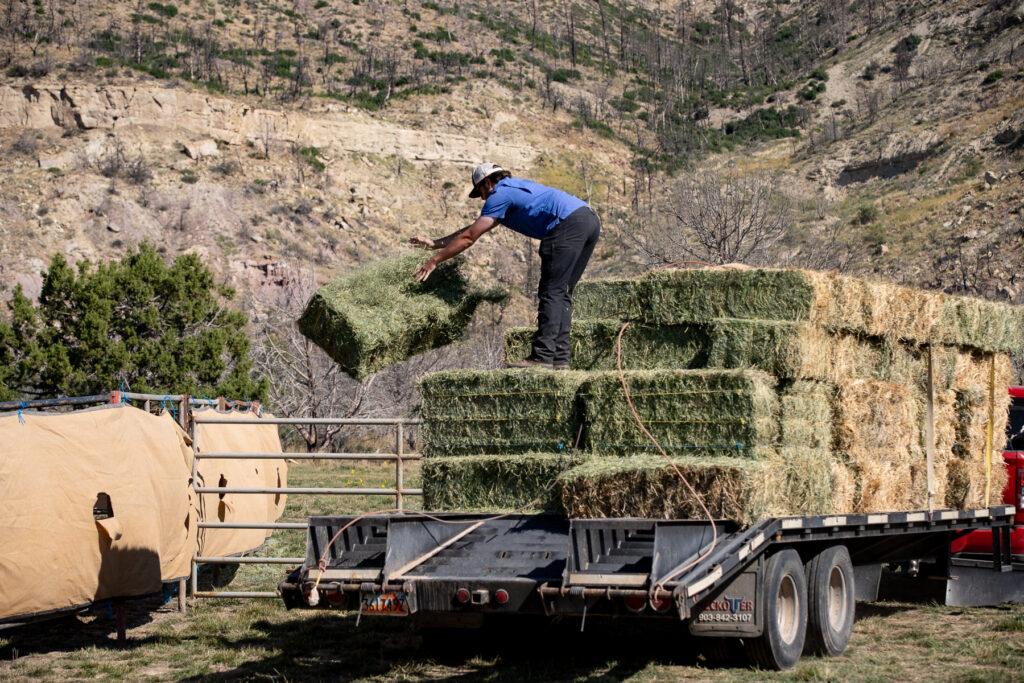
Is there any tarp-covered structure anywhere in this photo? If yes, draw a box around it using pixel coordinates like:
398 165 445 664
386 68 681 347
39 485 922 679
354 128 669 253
193 408 288 558
0 405 196 622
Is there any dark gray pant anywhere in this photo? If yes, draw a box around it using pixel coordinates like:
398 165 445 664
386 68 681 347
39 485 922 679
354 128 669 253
531 207 601 364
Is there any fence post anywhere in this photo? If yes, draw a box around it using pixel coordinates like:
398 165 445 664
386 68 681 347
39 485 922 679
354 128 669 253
181 394 192 613
189 400 200 608
396 422 404 511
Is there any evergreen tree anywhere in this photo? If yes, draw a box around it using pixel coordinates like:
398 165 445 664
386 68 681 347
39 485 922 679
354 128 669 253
0 245 267 401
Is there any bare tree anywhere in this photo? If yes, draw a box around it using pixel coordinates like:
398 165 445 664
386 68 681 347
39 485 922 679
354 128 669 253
259 116 275 159
251 274 372 452
594 0 610 70
628 170 791 266
778 219 866 274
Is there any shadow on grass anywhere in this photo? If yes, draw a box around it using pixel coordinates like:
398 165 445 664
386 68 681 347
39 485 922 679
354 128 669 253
0 595 167 658
181 613 720 681
854 601 914 623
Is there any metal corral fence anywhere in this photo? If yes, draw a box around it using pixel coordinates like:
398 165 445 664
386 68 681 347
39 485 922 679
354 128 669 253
0 391 422 610
190 414 423 602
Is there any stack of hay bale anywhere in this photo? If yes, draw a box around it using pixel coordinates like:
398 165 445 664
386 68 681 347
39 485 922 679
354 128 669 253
421 268 1022 524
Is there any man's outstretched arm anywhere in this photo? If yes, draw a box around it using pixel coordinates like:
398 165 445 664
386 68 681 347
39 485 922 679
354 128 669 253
410 227 467 250
414 216 497 281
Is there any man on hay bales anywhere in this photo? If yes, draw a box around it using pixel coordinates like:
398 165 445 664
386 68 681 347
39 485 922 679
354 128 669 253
413 162 601 370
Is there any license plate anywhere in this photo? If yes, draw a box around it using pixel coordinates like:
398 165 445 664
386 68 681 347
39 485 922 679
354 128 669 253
360 591 409 617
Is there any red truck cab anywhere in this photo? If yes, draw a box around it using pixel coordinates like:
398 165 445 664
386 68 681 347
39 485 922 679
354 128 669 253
950 387 1024 557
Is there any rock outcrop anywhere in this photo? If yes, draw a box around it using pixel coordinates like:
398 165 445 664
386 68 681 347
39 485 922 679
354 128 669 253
0 83 536 168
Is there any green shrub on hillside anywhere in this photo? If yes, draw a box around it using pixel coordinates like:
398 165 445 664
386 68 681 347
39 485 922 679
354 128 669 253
982 70 1004 85
723 106 804 141
147 2 177 18
854 204 880 225
0 245 266 400
548 67 581 83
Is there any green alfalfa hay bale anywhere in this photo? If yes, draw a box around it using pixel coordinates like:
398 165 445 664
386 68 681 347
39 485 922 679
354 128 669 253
874 340 958 391
419 369 587 456
580 369 779 456
703 320 955 389
423 453 581 512
559 449 834 525
938 297 1024 354
506 316 964 391
572 278 645 321
298 255 506 380
504 321 711 371
575 268 1024 354
705 319 832 380
575 269 814 325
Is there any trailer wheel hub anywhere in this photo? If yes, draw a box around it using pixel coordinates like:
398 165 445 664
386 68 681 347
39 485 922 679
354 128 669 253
777 574 799 645
828 565 848 632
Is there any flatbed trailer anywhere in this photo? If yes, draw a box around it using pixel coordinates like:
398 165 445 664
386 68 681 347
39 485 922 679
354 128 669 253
280 504 1018 670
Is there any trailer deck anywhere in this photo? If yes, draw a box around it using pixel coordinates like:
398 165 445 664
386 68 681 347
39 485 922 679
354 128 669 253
281 505 1017 620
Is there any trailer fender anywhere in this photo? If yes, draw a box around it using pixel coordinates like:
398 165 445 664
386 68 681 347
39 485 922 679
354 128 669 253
689 556 763 638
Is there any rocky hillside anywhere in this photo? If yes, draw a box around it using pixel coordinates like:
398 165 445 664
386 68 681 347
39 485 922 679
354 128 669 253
0 0 1021 313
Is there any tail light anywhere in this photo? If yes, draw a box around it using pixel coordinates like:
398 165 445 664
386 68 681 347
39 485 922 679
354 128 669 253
455 588 471 604
494 589 510 605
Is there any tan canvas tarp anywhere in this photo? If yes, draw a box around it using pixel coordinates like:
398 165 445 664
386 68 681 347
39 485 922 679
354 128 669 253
0 405 196 622
193 409 287 558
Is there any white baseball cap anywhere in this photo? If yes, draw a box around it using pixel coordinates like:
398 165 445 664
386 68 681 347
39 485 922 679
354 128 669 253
468 162 506 198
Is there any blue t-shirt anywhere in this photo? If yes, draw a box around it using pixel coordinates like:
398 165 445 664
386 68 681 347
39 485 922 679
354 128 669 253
480 177 587 239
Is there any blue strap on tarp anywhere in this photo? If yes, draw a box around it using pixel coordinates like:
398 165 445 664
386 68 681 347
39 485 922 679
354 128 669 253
162 395 178 422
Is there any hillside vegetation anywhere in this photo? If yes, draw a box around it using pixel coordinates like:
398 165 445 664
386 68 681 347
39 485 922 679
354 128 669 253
0 0 1021 364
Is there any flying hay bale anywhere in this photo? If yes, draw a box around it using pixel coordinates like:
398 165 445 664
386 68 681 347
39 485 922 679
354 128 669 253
419 369 587 456
575 268 1024 353
298 255 506 380
581 369 779 456
423 453 579 512
559 449 834 525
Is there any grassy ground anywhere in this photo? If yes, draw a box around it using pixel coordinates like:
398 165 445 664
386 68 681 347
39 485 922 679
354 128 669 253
1 461 1022 681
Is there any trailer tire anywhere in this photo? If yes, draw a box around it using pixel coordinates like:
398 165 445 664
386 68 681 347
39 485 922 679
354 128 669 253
803 545 855 657
745 549 807 671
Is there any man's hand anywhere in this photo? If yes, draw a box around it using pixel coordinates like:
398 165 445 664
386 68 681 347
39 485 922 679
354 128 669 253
409 236 436 250
411 217 496 284
414 258 438 283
